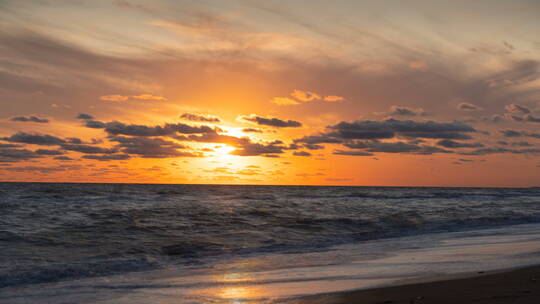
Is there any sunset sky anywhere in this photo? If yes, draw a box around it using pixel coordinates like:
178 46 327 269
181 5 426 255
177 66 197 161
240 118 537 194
1 0 540 186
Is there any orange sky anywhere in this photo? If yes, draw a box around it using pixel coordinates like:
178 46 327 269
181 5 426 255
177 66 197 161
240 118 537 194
1 0 540 187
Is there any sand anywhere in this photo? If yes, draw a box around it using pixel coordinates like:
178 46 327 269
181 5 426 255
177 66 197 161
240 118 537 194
287 265 540 304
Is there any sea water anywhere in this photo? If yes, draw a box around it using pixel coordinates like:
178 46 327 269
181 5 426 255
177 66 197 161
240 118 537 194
2 183 540 303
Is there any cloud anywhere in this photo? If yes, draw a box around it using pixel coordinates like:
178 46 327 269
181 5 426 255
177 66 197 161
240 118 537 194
242 128 263 133
76 113 94 120
323 95 345 102
293 151 311 156
84 120 218 136
176 132 291 157
503 41 515 50
388 106 428 117
294 135 343 144
500 129 540 138
457 102 483 111
303 143 324 150
180 133 250 145
180 113 221 123
54 156 74 161
0 147 41 162
271 97 300 105
408 61 428 71
333 149 374 156
99 94 129 102
0 143 21 148
294 118 479 156
505 103 531 114
1 132 65 146
344 140 451 154
484 114 505 123
60 144 117 154
35 149 65 156
460 147 540 155
291 89 321 102
326 119 476 140
235 168 261 175
230 140 286 156
109 136 199 158
525 114 540 123
10 116 49 123
131 94 166 101
1 165 71 174
81 154 131 161
239 114 302 128
510 141 534 147
436 139 484 148
272 90 345 105
99 94 166 102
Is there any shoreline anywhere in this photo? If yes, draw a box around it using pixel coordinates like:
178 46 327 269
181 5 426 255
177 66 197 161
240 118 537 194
285 265 540 304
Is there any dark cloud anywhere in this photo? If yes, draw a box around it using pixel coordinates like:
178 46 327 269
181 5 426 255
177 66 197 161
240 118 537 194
35 149 65 156
109 136 199 158
82 154 131 161
1 132 65 146
76 113 94 120
230 141 286 156
294 119 478 156
54 156 74 161
1 164 84 174
333 149 374 156
240 115 302 128
180 113 221 123
344 140 451 154
326 119 476 140
10 116 49 123
303 143 325 150
60 144 117 154
85 120 218 136
485 115 505 123
525 114 540 123
84 120 107 128
388 106 428 116
242 128 263 133
0 147 40 162
500 129 540 138
506 114 524 122
294 135 343 144
510 141 533 147
436 139 484 148
457 102 483 111
0 143 21 148
460 147 540 155
505 104 531 114
345 140 420 152
293 151 312 156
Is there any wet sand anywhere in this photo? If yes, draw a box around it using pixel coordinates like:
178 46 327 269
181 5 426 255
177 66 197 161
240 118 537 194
288 265 540 304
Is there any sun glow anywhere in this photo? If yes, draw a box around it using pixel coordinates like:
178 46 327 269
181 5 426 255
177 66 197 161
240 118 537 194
213 144 236 157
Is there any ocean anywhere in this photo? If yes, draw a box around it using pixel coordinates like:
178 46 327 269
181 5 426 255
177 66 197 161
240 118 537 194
2 183 540 303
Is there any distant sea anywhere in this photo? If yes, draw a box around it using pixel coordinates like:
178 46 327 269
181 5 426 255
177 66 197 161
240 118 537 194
2 183 540 303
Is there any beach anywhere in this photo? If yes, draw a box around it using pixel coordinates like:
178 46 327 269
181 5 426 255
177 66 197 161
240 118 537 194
290 265 540 304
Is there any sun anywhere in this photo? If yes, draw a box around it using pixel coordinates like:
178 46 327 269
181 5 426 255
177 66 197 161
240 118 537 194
213 144 236 157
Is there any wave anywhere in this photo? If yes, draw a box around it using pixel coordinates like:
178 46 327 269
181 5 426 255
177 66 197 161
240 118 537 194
0 258 158 289
2 183 540 288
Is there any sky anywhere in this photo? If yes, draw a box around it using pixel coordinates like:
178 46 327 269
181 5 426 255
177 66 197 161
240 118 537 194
1 0 540 187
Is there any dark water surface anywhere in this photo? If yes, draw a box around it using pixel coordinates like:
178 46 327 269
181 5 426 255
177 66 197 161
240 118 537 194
1 182 540 288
